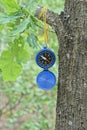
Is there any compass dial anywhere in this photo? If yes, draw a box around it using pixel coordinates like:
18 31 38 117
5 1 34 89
38 51 52 65
36 48 56 69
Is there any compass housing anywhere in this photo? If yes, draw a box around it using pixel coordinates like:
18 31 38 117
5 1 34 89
36 70 56 90
36 46 56 69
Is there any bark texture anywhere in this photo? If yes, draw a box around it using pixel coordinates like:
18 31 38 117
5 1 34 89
55 0 87 130
36 0 87 129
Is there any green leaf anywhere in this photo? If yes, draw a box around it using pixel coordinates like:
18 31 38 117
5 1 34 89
0 50 22 81
9 37 30 63
30 15 38 24
9 37 25 56
2 62 22 81
25 0 37 14
10 17 30 36
27 33 38 48
0 12 25 24
17 49 30 63
0 50 14 68
1 0 20 13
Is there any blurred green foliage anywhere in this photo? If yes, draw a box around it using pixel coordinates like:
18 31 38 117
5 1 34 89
0 0 64 130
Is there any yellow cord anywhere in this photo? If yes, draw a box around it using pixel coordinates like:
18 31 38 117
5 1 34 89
38 7 49 47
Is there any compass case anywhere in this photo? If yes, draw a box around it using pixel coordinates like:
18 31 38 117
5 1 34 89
36 70 56 90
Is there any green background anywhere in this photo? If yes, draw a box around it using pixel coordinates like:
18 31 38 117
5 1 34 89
0 0 64 129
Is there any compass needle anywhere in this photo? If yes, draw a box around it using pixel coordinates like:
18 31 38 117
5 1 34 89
41 55 50 63
46 58 50 63
41 55 46 60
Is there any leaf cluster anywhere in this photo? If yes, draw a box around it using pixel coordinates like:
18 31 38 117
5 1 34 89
0 0 39 81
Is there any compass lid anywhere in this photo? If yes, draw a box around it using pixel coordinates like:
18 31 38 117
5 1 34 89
36 70 56 90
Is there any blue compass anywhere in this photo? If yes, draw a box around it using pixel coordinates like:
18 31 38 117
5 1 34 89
36 46 56 90
36 46 56 70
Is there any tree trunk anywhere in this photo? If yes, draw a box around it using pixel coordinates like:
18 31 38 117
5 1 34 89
55 0 87 130
36 0 87 130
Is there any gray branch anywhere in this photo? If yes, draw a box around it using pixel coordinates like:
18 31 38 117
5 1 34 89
35 6 63 31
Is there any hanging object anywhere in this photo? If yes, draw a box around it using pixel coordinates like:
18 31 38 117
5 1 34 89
36 46 56 70
36 7 56 90
36 46 56 90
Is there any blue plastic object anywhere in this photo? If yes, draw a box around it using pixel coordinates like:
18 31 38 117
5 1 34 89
36 46 56 70
36 70 56 90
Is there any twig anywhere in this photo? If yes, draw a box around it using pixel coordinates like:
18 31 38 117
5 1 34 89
35 23 55 33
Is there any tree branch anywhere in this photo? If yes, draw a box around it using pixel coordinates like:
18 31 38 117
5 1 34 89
35 6 59 27
35 6 66 38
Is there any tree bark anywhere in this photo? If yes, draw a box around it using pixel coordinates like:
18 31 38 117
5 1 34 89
36 0 87 129
56 0 87 130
